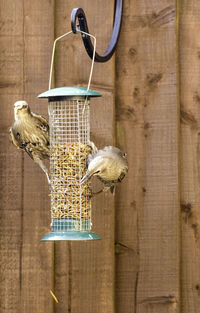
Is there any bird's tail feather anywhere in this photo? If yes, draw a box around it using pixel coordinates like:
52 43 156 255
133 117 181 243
110 185 115 194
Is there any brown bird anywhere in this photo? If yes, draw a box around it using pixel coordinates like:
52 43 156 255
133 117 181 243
80 146 128 194
9 100 50 185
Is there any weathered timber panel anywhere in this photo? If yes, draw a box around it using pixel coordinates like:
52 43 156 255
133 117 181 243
0 0 54 312
115 1 180 313
53 1 115 313
2 0 200 313
0 1 23 312
180 1 200 312
20 1 54 312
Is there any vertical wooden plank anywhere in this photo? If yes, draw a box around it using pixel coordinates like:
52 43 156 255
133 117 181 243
53 1 115 313
115 1 180 313
0 1 24 312
115 1 144 312
20 1 54 312
180 2 200 312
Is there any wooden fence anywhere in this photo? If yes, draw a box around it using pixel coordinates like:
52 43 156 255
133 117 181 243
0 0 200 312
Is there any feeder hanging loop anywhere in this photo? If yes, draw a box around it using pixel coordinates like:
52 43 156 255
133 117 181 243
71 0 123 63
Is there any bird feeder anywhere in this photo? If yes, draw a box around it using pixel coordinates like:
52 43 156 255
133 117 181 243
38 30 101 241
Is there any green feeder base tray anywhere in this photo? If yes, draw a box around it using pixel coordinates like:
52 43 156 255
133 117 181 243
41 231 101 241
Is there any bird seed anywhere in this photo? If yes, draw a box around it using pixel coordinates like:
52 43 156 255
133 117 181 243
50 142 92 220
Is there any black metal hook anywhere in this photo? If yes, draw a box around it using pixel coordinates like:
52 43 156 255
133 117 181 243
71 0 122 63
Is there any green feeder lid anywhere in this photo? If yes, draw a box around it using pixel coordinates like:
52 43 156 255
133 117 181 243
38 87 101 100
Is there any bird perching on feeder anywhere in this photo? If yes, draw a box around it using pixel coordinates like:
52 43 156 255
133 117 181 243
38 29 102 241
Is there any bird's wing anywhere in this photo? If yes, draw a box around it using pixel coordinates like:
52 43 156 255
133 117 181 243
10 119 50 160
9 126 34 157
31 112 49 133
102 146 126 158
109 185 116 194
87 153 94 165
9 127 21 149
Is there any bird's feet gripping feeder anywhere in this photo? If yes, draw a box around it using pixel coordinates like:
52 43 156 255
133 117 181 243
38 30 101 241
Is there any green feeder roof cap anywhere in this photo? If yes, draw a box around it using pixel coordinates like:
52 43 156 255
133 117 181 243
38 87 101 99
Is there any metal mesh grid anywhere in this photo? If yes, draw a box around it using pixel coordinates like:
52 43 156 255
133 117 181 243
49 99 92 232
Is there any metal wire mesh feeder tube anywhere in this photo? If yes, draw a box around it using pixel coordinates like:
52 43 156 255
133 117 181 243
38 87 101 240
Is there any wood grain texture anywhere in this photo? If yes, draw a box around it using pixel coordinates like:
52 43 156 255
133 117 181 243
19 1 54 312
53 1 115 313
0 1 24 312
115 1 180 313
3 1 200 312
179 1 200 312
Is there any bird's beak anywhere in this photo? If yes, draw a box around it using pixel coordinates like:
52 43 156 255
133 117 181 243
80 173 90 184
